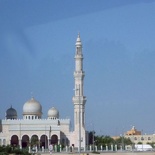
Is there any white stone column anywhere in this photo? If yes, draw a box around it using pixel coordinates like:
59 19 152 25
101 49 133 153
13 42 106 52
42 146 44 152
78 145 80 152
100 145 102 151
55 145 57 152
111 144 113 151
72 145 74 152
84 145 86 152
95 145 97 151
19 139 22 149
120 145 122 151
115 145 117 151
38 139 40 151
106 145 108 151
28 146 31 153
58 139 60 145
66 146 68 152
60 144 61 152
90 145 92 152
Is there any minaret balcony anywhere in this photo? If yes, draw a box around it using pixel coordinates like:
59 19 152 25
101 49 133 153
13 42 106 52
74 71 85 77
74 55 83 59
72 96 87 105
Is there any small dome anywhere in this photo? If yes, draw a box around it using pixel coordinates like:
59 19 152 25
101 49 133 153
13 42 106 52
48 107 59 119
23 97 42 117
6 106 17 119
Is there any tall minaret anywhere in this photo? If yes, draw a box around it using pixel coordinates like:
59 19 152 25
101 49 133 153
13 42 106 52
72 34 87 147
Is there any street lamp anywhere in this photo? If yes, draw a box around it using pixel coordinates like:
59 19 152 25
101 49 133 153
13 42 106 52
92 125 95 151
141 130 143 151
49 126 52 144
120 134 124 151
90 122 95 151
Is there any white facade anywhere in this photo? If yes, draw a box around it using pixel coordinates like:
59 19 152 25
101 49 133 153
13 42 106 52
0 34 87 150
125 134 155 144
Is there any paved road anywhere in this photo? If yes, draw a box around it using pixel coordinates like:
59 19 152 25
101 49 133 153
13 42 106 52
39 151 155 155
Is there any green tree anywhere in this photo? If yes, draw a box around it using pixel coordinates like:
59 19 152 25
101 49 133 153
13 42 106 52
94 135 115 149
115 136 132 149
89 133 133 150
30 136 39 148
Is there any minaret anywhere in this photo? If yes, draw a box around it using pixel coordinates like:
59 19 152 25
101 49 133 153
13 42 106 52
72 34 87 147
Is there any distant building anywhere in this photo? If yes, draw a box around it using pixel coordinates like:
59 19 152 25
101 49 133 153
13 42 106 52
124 126 155 144
0 34 87 150
125 126 141 135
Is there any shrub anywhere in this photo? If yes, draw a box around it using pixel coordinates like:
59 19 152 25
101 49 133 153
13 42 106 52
92 151 100 154
0 152 8 155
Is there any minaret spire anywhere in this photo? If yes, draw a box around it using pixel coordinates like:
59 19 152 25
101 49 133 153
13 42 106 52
76 33 81 42
72 34 87 148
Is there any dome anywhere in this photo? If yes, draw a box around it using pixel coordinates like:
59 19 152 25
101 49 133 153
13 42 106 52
48 107 59 119
23 97 42 117
6 106 17 119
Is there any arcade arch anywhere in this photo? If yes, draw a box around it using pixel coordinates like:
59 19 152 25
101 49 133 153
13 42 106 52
31 135 39 147
11 135 19 146
50 134 58 144
40 135 48 149
22 135 29 148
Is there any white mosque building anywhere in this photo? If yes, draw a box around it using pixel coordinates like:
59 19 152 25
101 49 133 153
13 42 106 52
0 34 87 150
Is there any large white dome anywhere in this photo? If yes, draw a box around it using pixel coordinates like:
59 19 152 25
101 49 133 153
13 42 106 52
23 97 42 116
48 107 59 119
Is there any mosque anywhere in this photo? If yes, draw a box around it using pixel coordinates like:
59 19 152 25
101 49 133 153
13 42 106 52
0 34 87 150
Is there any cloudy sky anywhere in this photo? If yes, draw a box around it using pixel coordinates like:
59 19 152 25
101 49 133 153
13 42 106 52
0 0 155 136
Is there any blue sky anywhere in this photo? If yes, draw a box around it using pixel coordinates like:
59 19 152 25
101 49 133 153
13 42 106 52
0 0 155 136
